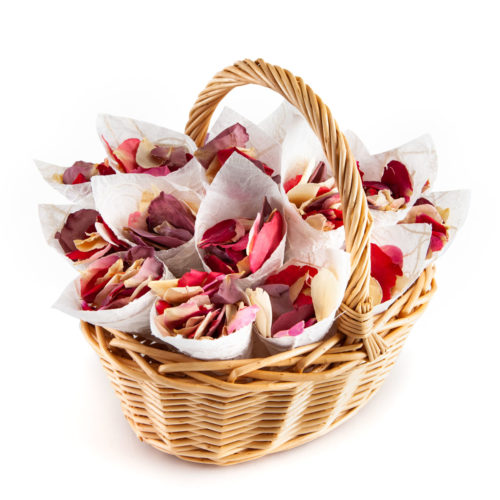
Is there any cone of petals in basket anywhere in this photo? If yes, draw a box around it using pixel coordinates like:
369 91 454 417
246 247 349 354
195 108 281 183
149 270 258 360
54 246 170 333
35 158 115 203
399 190 470 262
97 114 197 176
91 161 206 276
370 223 432 313
259 102 345 249
345 130 438 226
38 203 129 267
194 154 287 289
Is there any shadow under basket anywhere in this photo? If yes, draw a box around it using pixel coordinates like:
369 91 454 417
80 59 438 465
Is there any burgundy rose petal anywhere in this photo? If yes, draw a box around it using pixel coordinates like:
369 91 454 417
128 226 188 249
62 161 94 184
55 209 100 253
211 276 245 305
271 304 315 336
195 123 249 168
381 160 413 203
204 253 237 274
308 161 329 183
260 283 295 320
147 192 195 234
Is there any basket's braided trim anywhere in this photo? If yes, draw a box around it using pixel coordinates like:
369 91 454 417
185 59 380 355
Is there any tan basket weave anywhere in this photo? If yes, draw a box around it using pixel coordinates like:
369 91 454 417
81 59 437 465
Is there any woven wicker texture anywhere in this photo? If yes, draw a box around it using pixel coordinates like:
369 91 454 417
82 59 437 465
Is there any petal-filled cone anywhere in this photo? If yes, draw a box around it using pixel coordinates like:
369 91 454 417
194 154 287 290
91 161 206 276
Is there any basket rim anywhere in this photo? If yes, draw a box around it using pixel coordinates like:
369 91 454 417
82 266 436 393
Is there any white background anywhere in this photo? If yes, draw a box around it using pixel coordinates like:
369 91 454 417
1 1 499 499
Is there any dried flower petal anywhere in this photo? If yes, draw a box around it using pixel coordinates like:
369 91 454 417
381 160 413 203
370 243 403 302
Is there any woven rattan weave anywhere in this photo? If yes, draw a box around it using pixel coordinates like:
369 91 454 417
81 59 436 465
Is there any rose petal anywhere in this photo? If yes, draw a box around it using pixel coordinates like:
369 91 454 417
195 123 249 169
246 287 273 338
227 305 259 334
199 218 245 248
113 138 140 173
273 321 305 338
370 243 403 302
62 161 94 184
147 192 196 234
311 268 341 321
271 304 315 336
381 160 413 203
248 210 284 273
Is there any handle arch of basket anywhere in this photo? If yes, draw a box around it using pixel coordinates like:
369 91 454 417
185 59 386 360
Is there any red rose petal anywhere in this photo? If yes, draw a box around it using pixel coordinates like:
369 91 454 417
72 172 88 185
265 265 318 287
284 174 302 193
370 243 403 302
156 300 171 315
199 219 243 248
248 210 284 273
415 213 447 236
204 254 237 274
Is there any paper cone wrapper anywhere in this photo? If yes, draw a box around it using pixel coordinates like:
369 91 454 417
149 304 253 360
345 130 438 226
256 248 350 354
371 223 432 314
424 189 471 265
194 154 287 289
91 160 206 276
96 113 197 169
53 254 173 334
207 107 282 177
35 159 94 203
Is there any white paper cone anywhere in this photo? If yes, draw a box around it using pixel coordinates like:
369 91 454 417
96 113 197 169
345 131 438 226
260 102 345 250
259 101 329 182
38 200 105 268
53 256 173 334
371 223 432 314
194 154 287 289
35 159 95 203
255 248 350 354
206 107 282 177
149 304 253 360
91 160 206 276
424 189 471 264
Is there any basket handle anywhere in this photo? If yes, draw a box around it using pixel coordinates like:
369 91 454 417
185 59 385 360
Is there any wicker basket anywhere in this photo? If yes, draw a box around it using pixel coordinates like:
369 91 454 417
81 59 437 465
